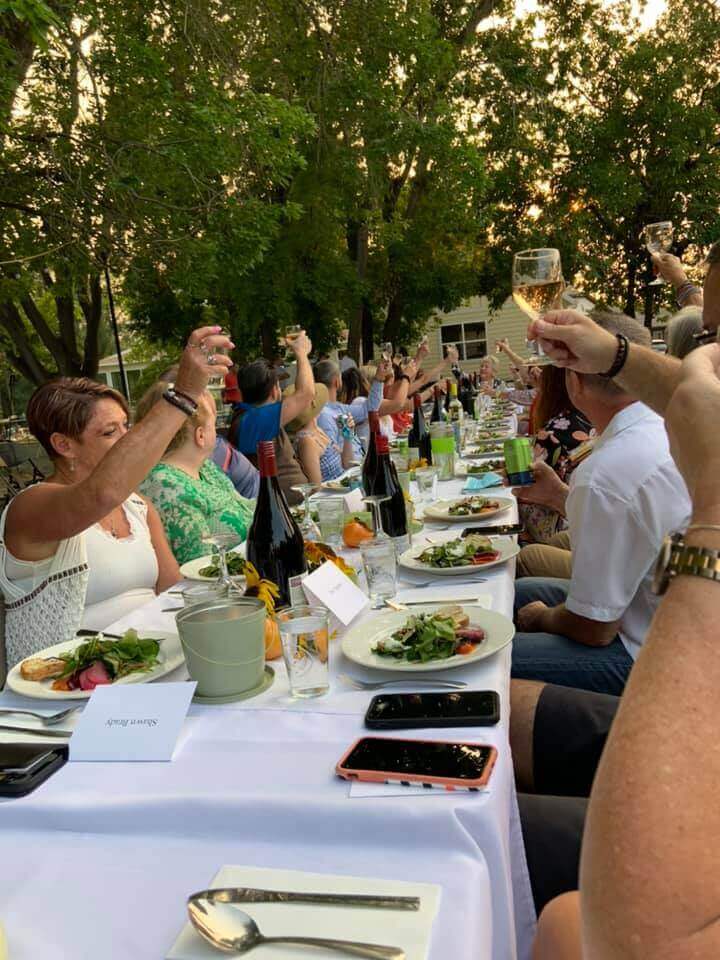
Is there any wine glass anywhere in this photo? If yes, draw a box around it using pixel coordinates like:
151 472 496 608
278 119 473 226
512 248 564 364
291 483 321 540
283 324 303 362
362 495 391 541
644 221 674 286
381 341 394 362
200 518 242 596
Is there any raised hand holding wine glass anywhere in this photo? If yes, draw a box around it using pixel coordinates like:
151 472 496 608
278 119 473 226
644 220 674 286
512 248 565 364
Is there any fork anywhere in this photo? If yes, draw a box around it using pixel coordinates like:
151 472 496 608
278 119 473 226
338 673 467 691
0 706 80 726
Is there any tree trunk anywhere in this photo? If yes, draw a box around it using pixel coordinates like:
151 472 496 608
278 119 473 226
382 296 404 345
624 255 637 318
0 13 37 130
346 221 368 363
361 301 374 364
0 303 51 384
79 274 103 378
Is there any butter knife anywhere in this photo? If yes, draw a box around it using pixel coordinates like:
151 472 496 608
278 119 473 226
189 888 420 910
0 723 72 739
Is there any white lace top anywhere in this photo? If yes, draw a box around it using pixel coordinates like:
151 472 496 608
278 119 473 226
0 492 158 670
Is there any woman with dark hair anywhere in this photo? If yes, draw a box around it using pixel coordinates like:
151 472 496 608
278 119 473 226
0 326 232 669
520 365 594 544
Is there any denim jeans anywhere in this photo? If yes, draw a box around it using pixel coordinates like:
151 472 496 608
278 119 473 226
511 577 634 695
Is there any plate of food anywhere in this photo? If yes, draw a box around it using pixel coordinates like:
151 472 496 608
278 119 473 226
455 458 506 478
398 533 519 575
423 496 513 522
463 443 505 458
341 603 514 672
180 550 247 582
7 630 185 700
321 467 361 492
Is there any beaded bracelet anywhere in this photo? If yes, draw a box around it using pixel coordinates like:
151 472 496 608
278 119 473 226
600 333 629 379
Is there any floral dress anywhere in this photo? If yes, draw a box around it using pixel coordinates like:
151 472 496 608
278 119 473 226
520 407 595 544
139 459 255 566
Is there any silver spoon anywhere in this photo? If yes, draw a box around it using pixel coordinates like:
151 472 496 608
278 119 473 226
0 706 79 726
187 899 405 959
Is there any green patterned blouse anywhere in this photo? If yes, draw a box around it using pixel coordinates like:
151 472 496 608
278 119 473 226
139 459 255 566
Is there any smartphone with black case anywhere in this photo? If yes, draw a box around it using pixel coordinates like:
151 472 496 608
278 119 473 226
365 690 500 730
461 523 523 538
337 736 497 791
0 743 68 798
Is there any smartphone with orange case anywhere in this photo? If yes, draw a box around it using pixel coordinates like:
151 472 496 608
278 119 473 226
336 736 497 792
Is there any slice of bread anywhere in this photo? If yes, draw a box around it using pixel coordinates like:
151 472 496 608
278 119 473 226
20 657 66 681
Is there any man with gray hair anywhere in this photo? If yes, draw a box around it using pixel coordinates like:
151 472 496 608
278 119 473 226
314 358 387 462
511 311 691 695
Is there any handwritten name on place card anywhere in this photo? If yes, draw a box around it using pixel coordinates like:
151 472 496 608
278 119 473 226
302 560 369 627
70 681 196 762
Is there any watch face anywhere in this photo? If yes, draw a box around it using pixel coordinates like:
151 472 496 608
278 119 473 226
652 535 674 596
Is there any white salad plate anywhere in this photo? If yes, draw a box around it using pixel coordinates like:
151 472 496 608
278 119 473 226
398 536 520 576
6 631 185 700
341 602 515 672
423 496 514 523
320 466 361 492
180 544 246 581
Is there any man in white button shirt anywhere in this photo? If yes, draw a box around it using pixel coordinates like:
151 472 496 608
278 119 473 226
511 311 691 694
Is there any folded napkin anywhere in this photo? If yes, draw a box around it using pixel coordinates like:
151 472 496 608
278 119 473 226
462 472 504 491
395 586 492 606
168 865 440 960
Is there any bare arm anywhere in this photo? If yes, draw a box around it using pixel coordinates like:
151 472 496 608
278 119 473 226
297 435 322 484
6 327 231 555
144 498 181 592
280 332 315 426
530 604 619 647
582 344 720 960
379 377 410 415
532 310 681 416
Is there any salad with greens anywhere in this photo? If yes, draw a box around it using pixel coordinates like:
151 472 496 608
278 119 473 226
21 630 163 692
467 459 505 475
372 606 486 662
448 496 501 517
198 553 246 578
416 533 500 568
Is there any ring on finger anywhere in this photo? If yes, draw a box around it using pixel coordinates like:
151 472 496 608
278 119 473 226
207 354 217 365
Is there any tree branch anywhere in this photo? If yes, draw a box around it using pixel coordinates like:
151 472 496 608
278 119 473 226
0 303 51 385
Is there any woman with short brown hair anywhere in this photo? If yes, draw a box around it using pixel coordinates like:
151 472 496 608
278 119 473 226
0 325 233 669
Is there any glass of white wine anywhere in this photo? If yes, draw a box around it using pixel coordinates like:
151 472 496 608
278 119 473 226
644 221 674 286
512 248 564 364
381 341 394 362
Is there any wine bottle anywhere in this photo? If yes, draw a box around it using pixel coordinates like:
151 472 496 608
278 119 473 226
362 410 380 495
247 440 307 607
370 433 409 549
447 381 464 450
408 392 432 464
444 377 452 412
430 385 444 423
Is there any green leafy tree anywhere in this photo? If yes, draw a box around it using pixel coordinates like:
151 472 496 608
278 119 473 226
0 0 312 384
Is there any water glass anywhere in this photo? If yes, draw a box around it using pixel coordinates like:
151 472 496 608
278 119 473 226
181 583 221 607
316 498 344 546
415 466 438 505
277 605 330 698
360 538 398 608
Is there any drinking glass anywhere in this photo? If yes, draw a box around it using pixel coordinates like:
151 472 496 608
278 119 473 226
201 519 241 595
415 466 438 506
363 494 391 540
316 497 344 546
284 323 303 361
181 583 222 606
359 537 398 609
292 482 322 540
206 329 230 387
644 221 674 286
512 248 564 363
277 604 330 698
381 341 394 362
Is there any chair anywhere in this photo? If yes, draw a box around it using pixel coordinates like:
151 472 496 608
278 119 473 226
0 441 45 487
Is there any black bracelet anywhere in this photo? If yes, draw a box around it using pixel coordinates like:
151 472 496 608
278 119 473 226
172 386 200 408
676 281 702 307
163 388 197 417
601 334 629 379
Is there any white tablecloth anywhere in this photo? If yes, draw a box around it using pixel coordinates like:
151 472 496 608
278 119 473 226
0 475 535 960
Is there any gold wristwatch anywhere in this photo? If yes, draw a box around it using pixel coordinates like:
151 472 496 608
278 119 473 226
653 532 720 595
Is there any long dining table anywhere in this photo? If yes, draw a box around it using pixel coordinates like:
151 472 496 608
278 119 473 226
0 466 536 960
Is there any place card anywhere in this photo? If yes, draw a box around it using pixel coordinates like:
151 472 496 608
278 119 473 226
69 681 196 762
343 486 365 513
302 560 370 627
